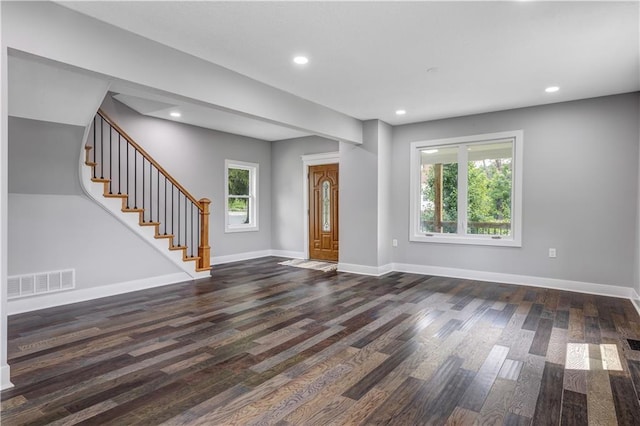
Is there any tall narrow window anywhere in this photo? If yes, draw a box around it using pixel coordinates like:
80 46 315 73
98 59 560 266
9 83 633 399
410 130 523 246
225 160 258 232
322 180 331 232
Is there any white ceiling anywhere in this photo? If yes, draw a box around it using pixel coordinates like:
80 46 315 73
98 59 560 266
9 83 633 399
57 1 639 127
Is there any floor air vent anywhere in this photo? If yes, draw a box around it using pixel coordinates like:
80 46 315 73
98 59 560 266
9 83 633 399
7 269 75 299
628 339 640 351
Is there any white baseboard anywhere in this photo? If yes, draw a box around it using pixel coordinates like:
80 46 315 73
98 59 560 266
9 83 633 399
338 262 393 277
211 250 304 265
7 251 305 315
7 272 191 315
392 262 634 300
9 251 637 315
0 364 13 390
340 260 636 303
632 289 640 317
211 250 272 265
270 250 305 259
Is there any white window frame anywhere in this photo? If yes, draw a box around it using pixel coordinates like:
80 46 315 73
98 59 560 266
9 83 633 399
225 159 259 233
409 130 523 247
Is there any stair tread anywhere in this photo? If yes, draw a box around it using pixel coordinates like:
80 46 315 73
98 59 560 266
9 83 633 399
122 208 144 212
91 178 110 183
85 161 97 166
140 221 160 226
104 193 128 198
85 146 93 150
155 234 174 239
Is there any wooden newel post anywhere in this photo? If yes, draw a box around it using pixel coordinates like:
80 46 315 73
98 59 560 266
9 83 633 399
198 198 211 271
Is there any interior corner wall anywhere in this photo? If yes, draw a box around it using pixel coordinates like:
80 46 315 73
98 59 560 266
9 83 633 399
271 136 339 254
0 7 12 389
99 95 272 258
377 121 393 267
391 93 640 288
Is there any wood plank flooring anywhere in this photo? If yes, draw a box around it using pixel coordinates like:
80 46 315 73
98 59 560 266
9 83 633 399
3 256 640 425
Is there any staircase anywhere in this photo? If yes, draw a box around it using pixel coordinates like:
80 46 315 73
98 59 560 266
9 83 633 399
81 109 211 278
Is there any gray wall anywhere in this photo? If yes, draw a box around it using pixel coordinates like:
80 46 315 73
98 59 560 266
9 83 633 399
391 93 640 287
9 92 640 293
8 117 84 195
100 95 272 258
271 136 339 254
339 120 382 267
8 117 180 289
8 193 179 288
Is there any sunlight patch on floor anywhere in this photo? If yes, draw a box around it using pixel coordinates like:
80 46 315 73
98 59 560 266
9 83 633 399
565 343 623 371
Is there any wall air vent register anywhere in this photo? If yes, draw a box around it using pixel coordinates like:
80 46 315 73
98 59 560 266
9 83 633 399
7 269 75 299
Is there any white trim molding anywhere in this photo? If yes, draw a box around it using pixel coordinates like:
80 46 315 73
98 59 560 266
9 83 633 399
301 152 341 166
632 289 640 317
302 151 340 260
210 252 635 303
409 130 523 247
224 159 259 233
1 22 11 391
7 272 190 315
211 250 272 265
270 250 305 260
211 250 304 266
338 262 393 277
393 262 634 300
1 365 13 390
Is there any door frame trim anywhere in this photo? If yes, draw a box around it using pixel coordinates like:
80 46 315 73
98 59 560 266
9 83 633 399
301 152 340 260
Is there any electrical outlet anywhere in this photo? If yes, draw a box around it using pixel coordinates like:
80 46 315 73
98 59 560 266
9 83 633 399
392 239 398 247
549 248 557 258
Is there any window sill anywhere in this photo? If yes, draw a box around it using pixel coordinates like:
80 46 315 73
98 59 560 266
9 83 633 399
225 226 259 234
410 234 521 247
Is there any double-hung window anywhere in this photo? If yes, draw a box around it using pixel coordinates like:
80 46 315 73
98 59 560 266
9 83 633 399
410 130 523 246
225 160 258 233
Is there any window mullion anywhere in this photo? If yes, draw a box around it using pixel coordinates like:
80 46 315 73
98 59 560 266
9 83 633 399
457 145 468 235
411 145 421 236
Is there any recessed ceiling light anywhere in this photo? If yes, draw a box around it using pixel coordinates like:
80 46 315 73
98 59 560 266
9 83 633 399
170 111 181 118
293 56 309 65
545 86 560 93
396 109 406 115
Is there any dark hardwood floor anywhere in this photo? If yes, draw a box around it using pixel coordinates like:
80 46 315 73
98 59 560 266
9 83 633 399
2 256 640 425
